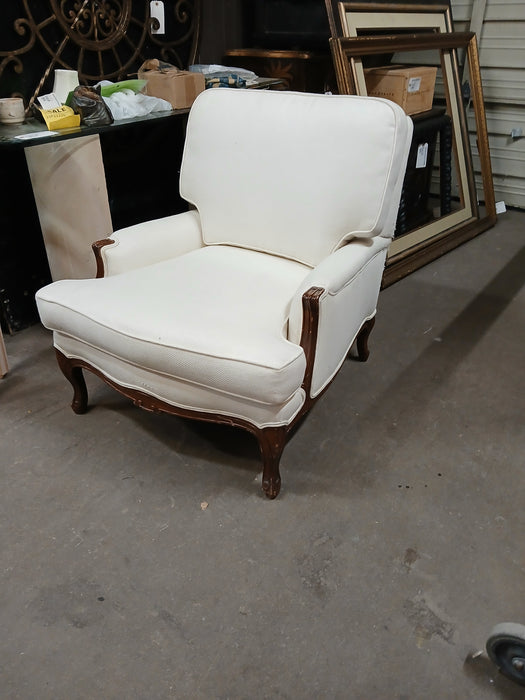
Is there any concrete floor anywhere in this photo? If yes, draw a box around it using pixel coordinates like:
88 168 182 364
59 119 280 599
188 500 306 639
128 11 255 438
1 209 525 699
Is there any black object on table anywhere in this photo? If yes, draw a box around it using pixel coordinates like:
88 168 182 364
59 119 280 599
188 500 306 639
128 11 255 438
0 109 189 332
395 107 453 237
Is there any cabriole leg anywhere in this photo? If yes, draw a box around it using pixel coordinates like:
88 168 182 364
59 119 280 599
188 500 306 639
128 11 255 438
257 426 287 499
55 350 88 414
356 317 376 362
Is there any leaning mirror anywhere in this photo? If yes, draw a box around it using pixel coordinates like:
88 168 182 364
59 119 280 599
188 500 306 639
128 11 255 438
330 31 496 284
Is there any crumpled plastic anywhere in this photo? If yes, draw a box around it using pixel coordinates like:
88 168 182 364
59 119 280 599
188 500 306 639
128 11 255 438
99 87 172 120
70 85 113 126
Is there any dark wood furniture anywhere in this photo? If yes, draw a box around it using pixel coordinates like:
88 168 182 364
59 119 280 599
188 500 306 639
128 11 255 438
223 48 334 93
396 108 452 237
225 0 334 93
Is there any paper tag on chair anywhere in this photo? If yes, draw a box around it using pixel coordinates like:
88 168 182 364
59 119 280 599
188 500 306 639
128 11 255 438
416 142 428 169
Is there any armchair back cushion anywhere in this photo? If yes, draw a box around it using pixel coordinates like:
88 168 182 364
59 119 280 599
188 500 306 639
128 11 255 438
180 89 412 267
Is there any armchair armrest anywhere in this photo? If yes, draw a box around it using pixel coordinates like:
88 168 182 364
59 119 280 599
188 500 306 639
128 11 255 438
93 210 203 277
289 237 390 397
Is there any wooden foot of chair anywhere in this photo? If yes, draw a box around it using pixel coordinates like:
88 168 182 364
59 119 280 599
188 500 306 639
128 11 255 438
355 317 375 362
0 328 8 378
258 426 287 499
54 350 291 498
56 350 88 414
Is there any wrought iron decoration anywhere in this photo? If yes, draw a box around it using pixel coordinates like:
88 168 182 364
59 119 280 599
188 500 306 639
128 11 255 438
0 1 200 108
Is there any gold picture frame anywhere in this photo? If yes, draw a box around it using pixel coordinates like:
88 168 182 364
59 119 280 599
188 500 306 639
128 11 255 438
326 1 454 37
329 28 496 284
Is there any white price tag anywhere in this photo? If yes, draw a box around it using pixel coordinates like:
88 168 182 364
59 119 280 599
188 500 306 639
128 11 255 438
37 93 63 109
150 1 165 34
416 142 428 169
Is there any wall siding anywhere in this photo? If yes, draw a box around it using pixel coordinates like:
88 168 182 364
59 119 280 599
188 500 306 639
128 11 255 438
451 0 525 208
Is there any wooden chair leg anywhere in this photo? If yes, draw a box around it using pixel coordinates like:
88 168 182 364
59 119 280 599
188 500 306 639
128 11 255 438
52 352 293 498
0 328 8 378
355 317 376 362
56 350 88 414
257 426 288 499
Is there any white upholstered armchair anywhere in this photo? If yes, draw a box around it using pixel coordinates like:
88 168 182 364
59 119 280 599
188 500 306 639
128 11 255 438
36 88 412 498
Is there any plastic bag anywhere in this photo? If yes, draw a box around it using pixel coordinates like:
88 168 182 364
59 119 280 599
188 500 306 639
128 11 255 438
70 85 113 126
102 90 172 120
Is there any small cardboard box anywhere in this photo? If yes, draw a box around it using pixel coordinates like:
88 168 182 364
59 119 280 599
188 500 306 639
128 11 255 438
364 65 437 115
138 60 205 109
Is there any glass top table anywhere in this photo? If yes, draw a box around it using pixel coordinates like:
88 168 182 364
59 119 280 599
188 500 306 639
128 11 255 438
0 108 191 150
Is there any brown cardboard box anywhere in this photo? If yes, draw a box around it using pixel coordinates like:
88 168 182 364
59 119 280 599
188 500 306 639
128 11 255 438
138 60 205 109
364 65 437 115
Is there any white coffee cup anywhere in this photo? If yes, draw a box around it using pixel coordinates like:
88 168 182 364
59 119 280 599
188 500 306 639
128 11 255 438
0 97 25 124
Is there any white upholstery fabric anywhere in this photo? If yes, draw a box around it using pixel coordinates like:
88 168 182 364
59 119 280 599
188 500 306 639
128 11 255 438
181 89 413 267
99 209 203 276
37 246 310 410
288 236 390 396
36 89 413 434
52 335 307 428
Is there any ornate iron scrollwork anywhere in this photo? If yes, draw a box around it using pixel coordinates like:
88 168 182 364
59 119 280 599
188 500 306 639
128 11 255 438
0 0 200 108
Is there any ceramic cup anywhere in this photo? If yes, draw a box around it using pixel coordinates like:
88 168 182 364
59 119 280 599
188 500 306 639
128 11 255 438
0 97 25 125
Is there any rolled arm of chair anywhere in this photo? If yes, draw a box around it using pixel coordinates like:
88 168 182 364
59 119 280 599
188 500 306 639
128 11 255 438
93 209 203 277
289 237 390 397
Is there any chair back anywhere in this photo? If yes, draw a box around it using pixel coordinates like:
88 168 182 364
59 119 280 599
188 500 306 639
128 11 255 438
180 88 412 268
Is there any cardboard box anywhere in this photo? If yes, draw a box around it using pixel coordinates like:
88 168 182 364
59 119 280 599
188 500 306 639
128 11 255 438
364 65 437 115
138 60 205 109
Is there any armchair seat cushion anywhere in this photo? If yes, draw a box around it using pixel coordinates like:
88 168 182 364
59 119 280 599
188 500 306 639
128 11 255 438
36 245 310 406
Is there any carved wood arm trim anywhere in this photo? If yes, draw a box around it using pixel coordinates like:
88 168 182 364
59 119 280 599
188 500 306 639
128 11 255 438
299 286 324 400
92 238 115 278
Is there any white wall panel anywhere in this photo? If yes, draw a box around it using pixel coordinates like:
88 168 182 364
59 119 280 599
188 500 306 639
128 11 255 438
451 0 525 208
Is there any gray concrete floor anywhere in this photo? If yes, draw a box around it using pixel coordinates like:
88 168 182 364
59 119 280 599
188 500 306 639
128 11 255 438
2 209 525 699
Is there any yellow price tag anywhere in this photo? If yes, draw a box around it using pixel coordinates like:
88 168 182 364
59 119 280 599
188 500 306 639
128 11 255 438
38 104 81 130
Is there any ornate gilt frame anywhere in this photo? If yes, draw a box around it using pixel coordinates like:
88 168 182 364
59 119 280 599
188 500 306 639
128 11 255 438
326 1 454 38
327 6 496 284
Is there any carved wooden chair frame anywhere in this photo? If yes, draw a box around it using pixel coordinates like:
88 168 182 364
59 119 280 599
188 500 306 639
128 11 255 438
52 239 375 499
